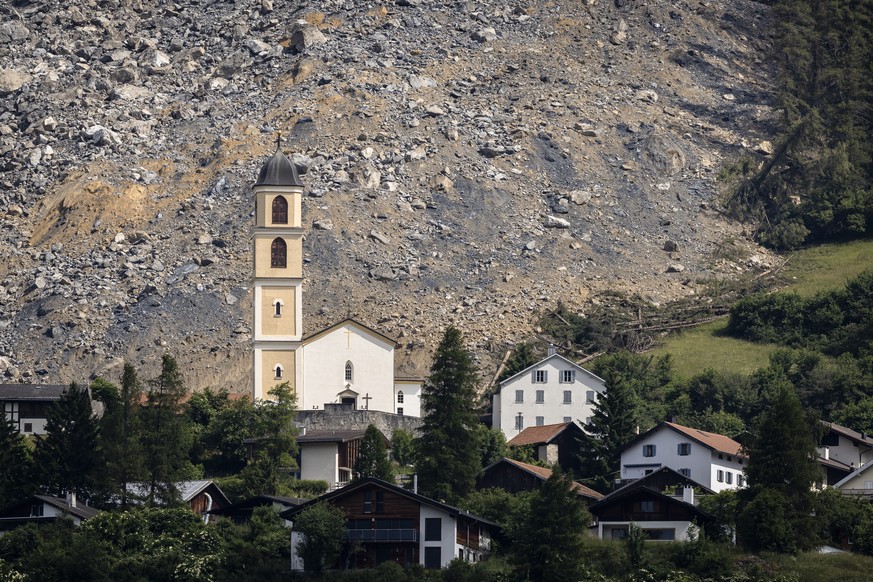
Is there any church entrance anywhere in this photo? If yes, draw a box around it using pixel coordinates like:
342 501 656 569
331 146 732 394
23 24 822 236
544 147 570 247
341 397 356 409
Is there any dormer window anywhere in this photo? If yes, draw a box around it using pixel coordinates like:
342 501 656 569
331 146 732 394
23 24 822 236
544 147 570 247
272 195 288 224
271 238 287 268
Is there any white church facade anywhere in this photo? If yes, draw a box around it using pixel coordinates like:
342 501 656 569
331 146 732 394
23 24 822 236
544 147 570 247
250 145 423 416
297 318 422 416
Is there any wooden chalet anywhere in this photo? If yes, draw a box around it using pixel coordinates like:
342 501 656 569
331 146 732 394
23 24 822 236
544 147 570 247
506 421 586 473
478 457 603 503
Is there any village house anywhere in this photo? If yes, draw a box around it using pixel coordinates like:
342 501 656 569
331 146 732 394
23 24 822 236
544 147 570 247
0 494 100 533
125 480 230 523
295 427 390 490
281 477 497 570
207 494 306 524
620 421 746 492
589 467 715 542
506 421 587 473
478 457 604 504
817 421 873 486
0 384 94 435
492 349 606 440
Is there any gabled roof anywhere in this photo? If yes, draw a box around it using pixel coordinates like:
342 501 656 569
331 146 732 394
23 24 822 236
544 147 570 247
302 318 398 348
834 461 873 489
0 495 101 522
125 480 230 505
279 477 498 528
821 421 873 448
497 353 604 391
609 466 715 498
589 483 715 523
0 384 68 401
625 421 744 458
208 494 306 516
507 422 582 447
485 457 604 500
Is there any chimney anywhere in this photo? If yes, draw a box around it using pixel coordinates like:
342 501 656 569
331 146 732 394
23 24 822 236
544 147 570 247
547 344 557 357
66 491 77 509
413 474 418 494
682 486 694 506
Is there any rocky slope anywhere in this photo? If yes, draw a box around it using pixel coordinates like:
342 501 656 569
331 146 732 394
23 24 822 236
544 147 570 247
0 0 777 392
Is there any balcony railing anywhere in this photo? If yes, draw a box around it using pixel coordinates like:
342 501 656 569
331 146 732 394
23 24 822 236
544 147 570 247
345 529 417 542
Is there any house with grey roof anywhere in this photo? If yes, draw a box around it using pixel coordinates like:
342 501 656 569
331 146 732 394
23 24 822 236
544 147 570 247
0 384 68 435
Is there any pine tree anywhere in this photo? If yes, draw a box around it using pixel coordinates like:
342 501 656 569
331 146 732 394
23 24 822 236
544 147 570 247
737 380 822 552
99 364 146 507
141 354 193 504
353 424 393 482
578 355 643 492
0 414 33 506
513 468 590 582
416 326 482 503
34 383 103 499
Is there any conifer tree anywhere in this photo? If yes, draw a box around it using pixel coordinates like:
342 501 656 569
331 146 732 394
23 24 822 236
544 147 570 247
416 325 482 503
737 380 822 553
353 424 393 482
0 414 33 506
98 364 146 507
34 383 103 499
513 468 590 581
141 354 194 504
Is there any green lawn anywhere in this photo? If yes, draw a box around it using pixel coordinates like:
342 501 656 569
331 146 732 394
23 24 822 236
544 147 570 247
782 238 873 296
652 319 777 380
653 239 873 379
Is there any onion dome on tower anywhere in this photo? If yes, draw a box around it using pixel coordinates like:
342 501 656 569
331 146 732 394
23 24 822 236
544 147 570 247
255 143 304 187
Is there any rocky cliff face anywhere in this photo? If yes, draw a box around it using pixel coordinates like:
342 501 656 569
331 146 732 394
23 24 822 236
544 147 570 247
0 0 775 391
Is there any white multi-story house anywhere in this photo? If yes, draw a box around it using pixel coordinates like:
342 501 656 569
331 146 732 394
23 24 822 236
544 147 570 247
491 350 606 440
620 421 746 493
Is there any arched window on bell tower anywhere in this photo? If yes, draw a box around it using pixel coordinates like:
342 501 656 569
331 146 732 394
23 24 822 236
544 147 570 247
272 195 288 224
274 364 284 380
345 361 353 383
271 238 287 268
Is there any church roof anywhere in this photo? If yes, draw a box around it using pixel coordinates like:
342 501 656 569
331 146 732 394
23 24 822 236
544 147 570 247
255 146 303 187
302 318 399 348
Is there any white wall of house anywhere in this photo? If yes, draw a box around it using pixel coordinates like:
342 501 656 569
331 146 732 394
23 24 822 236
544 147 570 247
420 505 456 568
836 466 873 491
289 530 304 571
597 520 693 541
822 434 873 469
492 355 605 440
300 323 402 415
394 380 422 418
620 427 745 492
299 442 338 486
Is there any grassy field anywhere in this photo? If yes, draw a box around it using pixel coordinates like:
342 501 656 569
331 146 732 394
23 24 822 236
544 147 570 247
782 237 873 296
652 239 873 379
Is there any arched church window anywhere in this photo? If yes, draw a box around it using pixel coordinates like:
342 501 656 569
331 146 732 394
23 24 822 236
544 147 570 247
345 361 353 383
271 238 287 268
397 391 404 404
272 196 288 224
274 364 283 379
273 299 283 317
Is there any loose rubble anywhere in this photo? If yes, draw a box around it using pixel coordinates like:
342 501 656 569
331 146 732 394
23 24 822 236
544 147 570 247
0 0 776 391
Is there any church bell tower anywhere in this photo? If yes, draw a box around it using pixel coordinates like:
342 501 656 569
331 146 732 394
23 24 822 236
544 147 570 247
252 143 304 401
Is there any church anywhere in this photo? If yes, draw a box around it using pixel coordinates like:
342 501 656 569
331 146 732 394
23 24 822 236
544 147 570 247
250 144 423 416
